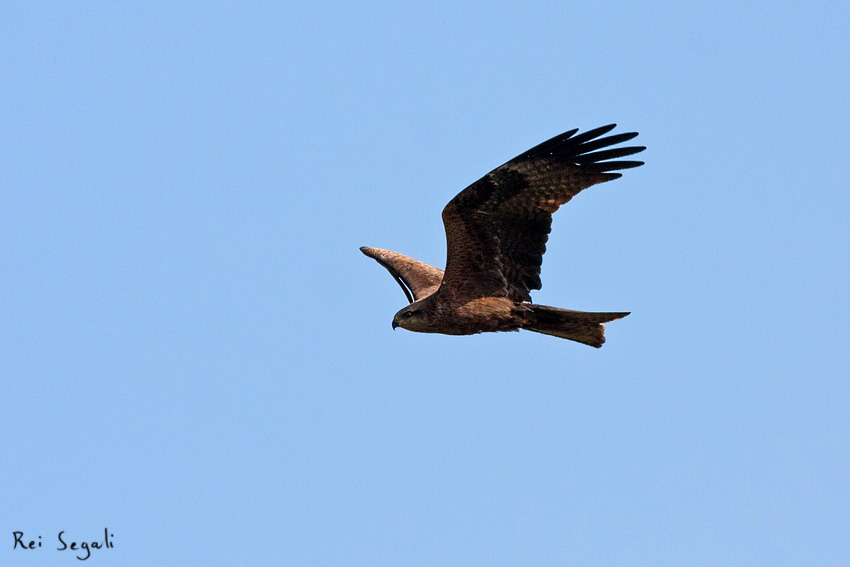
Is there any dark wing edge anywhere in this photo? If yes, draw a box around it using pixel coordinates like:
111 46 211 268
516 123 645 180
360 247 444 303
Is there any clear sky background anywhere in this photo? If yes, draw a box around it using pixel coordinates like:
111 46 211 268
2 2 849 565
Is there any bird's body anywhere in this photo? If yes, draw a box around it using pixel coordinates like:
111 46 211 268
401 295 521 336
362 124 644 347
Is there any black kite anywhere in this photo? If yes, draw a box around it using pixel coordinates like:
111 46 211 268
361 124 645 347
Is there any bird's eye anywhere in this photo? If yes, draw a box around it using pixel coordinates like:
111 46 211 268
403 311 415 318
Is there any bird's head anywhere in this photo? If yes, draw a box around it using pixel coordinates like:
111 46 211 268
392 302 430 332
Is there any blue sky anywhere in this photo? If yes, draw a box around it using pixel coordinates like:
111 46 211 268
2 1 849 565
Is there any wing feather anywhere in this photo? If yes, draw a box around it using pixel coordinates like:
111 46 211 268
439 125 644 302
360 247 443 303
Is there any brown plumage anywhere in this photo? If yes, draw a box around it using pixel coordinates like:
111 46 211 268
361 124 644 347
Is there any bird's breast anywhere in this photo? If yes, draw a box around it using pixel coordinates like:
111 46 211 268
445 297 523 333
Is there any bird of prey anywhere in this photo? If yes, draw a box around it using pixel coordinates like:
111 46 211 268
361 124 644 347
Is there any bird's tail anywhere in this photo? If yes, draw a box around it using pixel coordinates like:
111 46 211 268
522 304 629 348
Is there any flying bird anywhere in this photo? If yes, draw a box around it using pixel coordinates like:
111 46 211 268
361 124 645 347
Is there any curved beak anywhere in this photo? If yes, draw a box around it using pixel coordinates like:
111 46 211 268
392 319 399 330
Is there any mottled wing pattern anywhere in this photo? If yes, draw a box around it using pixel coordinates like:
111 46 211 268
360 246 444 303
439 125 644 302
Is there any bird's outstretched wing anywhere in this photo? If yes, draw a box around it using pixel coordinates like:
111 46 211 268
360 247 444 303
439 124 645 303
